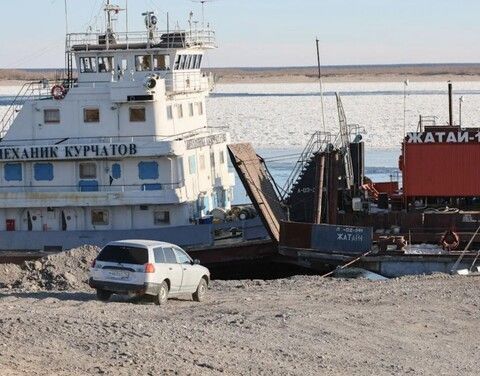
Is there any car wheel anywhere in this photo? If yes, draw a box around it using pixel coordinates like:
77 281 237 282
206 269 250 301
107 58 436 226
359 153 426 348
154 281 169 306
192 278 208 302
96 289 112 302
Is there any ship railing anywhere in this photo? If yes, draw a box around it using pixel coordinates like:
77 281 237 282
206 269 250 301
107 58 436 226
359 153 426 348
0 127 228 147
66 28 216 51
281 131 332 199
0 181 186 194
164 71 210 93
417 115 438 132
0 80 56 139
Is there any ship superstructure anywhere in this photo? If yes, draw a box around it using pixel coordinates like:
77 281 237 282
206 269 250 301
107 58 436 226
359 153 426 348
0 2 234 250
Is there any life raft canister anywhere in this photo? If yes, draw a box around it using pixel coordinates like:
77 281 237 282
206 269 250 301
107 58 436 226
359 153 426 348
440 230 460 250
51 85 66 100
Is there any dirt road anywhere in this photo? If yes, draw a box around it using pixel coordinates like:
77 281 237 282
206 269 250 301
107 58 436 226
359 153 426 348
0 274 479 375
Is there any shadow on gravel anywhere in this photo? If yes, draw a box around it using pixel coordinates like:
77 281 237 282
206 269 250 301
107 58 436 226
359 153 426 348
0 291 94 301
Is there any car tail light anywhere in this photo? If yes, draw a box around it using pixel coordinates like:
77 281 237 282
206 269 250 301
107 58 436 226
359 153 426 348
145 263 155 273
91 259 96 268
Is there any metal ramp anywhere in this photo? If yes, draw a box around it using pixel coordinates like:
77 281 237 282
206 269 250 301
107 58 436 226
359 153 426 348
228 143 287 243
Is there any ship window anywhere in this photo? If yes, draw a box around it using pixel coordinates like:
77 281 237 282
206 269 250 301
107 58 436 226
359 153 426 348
80 57 97 73
189 103 194 116
154 211 170 225
98 56 113 73
185 55 192 70
138 161 159 180
176 104 183 118
210 152 216 168
197 102 204 115
199 155 206 170
179 55 187 70
153 54 170 71
135 55 152 71
79 163 97 179
91 210 109 226
4 163 22 181
174 55 181 70
111 163 121 179
44 109 60 124
34 163 54 181
220 150 225 164
196 55 203 69
130 107 146 122
84 108 100 123
188 155 197 174
166 105 173 120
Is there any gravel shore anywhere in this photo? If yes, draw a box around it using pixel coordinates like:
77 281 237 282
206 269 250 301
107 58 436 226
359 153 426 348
0 273 479 375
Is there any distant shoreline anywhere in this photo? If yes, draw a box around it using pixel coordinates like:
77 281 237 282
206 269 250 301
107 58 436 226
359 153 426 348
2 64 480 85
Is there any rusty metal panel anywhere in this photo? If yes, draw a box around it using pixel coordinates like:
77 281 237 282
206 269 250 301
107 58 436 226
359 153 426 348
403 143 480 197
279 221 312 248
228 143 287 242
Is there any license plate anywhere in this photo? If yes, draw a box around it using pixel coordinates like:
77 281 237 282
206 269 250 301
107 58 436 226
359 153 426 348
108 270 130 280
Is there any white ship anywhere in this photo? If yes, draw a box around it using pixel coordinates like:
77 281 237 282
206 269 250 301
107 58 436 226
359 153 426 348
0 2 239 251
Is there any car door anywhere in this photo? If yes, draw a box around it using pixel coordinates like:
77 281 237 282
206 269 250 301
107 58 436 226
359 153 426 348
162 247 183 293
173 247 198 293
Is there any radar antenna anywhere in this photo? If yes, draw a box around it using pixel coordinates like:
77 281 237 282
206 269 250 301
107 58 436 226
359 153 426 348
191 0 220 29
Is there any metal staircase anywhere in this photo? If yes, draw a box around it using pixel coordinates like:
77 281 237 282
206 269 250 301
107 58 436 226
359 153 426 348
281 131 331 200
0 80 52 139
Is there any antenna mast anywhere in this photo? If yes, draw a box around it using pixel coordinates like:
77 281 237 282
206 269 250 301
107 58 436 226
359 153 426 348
316 38 326 133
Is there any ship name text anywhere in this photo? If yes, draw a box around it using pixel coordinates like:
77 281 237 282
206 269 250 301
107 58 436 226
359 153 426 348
0 143 137 161
406 131 480 144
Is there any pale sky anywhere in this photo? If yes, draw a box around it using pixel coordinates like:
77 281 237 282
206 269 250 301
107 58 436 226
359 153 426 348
0 0 479 68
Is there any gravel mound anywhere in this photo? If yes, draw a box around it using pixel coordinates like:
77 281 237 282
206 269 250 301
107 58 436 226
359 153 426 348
0 245 100 291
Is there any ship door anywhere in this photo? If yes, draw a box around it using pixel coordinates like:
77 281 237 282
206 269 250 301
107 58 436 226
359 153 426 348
60 209 77 231
23 209 43 231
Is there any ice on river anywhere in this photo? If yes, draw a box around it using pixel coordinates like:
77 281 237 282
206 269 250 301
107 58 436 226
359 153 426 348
2 81 480 152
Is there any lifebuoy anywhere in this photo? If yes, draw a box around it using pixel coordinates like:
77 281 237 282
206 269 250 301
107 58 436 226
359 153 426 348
440 230 460 251
51 85 66 100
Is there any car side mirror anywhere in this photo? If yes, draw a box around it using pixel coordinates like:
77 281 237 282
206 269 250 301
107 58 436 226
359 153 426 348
193 259 201 265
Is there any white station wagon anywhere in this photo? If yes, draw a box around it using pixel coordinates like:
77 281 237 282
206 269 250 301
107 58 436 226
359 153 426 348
89 240 210 305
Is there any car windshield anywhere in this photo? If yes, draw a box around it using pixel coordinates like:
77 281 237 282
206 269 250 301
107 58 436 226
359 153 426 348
97 245 148 265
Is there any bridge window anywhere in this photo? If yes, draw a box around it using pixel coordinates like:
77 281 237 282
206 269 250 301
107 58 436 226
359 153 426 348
189 103 194 116
166 105 173 120
188 155 197 175
79 163 97 179
179 55 187 70
174 55 181 70
196 55 203 69
80 57 97 73
135 55 152 71
91 210 109 226
130 107 146 122
138 161 159 180
34 163 54 181
185 55 192 70
153 54 170 70
191 55 198 69
98 56 113 73
4 163 22 181
44 109 60 124
84 108 100 123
